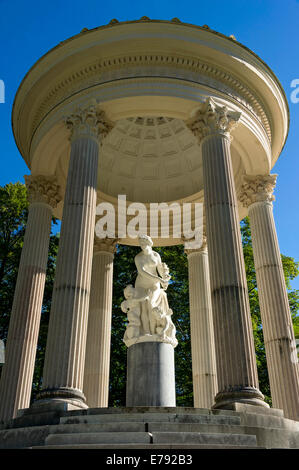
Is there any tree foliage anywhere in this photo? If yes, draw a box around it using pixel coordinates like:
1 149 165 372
0 183 58 400
0 183 28 341
0 184 298 406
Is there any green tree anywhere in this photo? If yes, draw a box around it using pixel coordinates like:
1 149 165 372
0 183 28 341
0 182 59 401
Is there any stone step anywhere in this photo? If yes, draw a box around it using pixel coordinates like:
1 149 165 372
151 432 257 446
50 421 247 435
150 423 246 434
64 406 240 418
45 431 151 446
53 422 147 433
45 430 257 447
60 412 241 426
32 443 259 449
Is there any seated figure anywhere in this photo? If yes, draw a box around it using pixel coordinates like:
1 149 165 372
121 235 177 348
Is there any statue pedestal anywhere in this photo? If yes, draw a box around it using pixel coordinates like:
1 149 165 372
126 342 176 407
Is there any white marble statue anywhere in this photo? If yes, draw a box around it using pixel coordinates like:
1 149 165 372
121 235 178 348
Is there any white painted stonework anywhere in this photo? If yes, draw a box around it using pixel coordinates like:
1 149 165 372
121 235 177 348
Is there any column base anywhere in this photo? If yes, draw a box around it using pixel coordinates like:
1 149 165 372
32 387 88 411
212 387 269 410
126 342 176 407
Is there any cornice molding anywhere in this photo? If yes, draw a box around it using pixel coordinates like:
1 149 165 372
28 53 271 145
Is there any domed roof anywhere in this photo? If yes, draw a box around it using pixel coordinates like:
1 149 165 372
98 116 200 203
11 17 289 232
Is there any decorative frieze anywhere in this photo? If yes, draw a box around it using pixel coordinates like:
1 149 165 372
65 102 114 143
239 174 277 208
30 55 271 146
24 175 61 209
187 98 241 143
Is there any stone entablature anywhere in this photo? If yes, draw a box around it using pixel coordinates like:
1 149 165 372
30 54 271 145
24 175 61 208
239 174 277 208
13 19 289 169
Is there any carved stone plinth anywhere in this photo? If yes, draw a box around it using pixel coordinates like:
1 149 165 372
126 342 176 407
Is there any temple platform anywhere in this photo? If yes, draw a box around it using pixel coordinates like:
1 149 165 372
0 404 298 449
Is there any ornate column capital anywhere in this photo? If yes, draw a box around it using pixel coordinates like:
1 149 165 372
239 174 277 208
65 101 114 144
24 175 61 209
184 235 208 256
186 97 241 143
94 236 118 255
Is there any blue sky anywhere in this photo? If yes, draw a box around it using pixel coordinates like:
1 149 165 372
0 0 299 287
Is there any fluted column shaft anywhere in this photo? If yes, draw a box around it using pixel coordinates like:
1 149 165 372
240 174 299 420
186 243 218 408
0 176 60 422
202 135 263 407
83 239 116 407
38 104 112 408
187 98 266 409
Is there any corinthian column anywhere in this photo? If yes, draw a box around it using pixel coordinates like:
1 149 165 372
187 98 266 409
240 175 299 420
185 237 218 409
36 103 113 410
0 176 61 422
83 237 117 408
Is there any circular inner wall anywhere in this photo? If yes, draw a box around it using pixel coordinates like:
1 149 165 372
126 342 176 407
